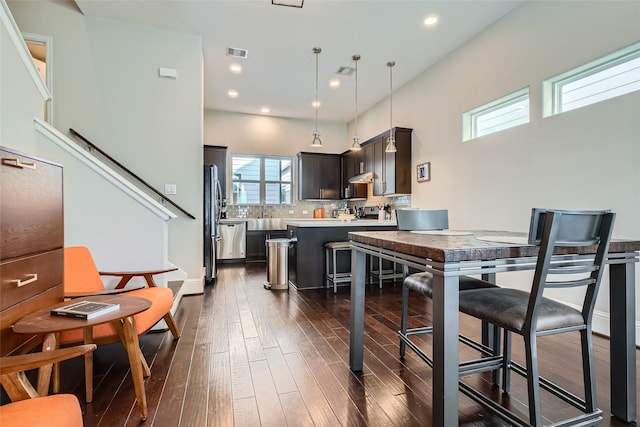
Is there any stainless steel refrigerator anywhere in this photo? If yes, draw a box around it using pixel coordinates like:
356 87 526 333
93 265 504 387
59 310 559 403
204 165 222 282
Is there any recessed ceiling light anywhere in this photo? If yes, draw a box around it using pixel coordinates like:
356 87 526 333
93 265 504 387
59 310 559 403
312 100 321 108
227 89 238 98
261 107 270 114
329 79 341 88
229 64 242 74
424 15 439 26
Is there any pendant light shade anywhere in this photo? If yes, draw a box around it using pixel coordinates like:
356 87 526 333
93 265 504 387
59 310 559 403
310 47 322 147
349 54 362 151
385 61 397 153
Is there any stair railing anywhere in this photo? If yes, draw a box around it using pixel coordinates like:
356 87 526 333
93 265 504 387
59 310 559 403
69 128 195 219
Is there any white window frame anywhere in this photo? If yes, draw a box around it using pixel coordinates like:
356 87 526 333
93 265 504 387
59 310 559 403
462 87 530 141
543 41 640 117
231 154 294 205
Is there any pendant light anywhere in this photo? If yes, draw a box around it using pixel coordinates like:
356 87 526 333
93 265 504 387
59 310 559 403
310 47 322 147
349 54 362 151
385 61 397 153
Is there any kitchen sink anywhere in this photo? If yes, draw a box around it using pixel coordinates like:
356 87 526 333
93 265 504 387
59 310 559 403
246 218 286 231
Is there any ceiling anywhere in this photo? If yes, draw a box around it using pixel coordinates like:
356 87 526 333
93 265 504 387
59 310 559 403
73 0 525 123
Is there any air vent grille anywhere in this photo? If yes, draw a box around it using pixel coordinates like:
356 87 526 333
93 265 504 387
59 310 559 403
336 66 355 76
227 47 249 59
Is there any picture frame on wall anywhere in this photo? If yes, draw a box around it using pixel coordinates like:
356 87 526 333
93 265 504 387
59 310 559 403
417 162 430 182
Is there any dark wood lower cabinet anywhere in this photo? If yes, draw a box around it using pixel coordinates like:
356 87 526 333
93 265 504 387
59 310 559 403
287 224 397 289
246 230 287 261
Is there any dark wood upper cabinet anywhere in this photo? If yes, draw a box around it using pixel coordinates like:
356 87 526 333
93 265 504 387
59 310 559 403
340 150 367 199
204 145 227 199
338 127 412 197
382 128 412 195
298 152 340 200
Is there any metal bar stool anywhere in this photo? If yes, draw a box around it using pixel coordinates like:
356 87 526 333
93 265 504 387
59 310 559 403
324 241 352 293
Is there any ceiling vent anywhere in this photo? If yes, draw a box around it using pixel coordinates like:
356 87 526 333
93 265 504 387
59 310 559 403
227 47 248 59
336 66 355 76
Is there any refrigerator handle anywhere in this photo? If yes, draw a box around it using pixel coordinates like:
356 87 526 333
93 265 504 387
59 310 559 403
215 179 223 222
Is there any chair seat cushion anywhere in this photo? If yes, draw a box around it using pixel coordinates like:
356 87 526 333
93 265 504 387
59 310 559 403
404 272 497 297
0 394 83 427
458 288 585 333
59 287 174 345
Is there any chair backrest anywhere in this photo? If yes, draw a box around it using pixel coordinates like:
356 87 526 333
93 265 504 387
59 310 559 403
527 210 615 329
64 246 106 293
396 209 448 231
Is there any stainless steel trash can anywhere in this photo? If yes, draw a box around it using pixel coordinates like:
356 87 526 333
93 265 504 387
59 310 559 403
264 238 291 290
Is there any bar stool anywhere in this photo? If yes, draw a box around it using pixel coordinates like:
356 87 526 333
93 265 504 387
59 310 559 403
324 241 351 293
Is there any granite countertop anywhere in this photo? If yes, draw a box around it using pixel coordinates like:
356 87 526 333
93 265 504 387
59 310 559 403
284 219 397 227
219 217 397 228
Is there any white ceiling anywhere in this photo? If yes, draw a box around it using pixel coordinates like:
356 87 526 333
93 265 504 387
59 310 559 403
74 0 525 123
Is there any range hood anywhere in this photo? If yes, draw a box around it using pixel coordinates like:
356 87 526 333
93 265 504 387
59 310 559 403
348 172 373 183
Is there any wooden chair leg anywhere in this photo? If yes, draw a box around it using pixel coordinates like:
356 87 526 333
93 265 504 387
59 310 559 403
164 312 181 339
120 316 148 420
36 333 57 396
83 327 94 403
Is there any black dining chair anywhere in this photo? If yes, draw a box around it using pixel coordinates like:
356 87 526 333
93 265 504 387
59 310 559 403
397 209 498 364
457 209 615 426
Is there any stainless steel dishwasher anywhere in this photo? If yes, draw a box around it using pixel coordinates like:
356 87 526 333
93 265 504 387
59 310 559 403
216 221 246 261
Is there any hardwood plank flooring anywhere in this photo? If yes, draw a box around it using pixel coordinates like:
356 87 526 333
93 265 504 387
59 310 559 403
44 262 639 426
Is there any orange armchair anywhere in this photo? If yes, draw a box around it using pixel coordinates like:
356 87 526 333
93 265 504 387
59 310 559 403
0 345 96 427
59 246 180 346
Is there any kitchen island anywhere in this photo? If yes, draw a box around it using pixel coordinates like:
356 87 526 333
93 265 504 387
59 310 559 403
286 219 396 290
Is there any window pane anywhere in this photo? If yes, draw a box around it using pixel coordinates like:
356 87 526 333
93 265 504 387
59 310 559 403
265 183 291 204
475 96 529 138
236 182 260 204
230 154 294 205
232 156 260 181
544 41 640 116
463 88 529 141
560 57 640 113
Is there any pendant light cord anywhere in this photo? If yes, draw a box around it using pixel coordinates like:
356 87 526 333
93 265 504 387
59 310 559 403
314 48 320 132
354 55 358 136
388 61 394 140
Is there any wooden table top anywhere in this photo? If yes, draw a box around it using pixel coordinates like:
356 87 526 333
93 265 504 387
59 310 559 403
348 230 640 263
13 295 152 334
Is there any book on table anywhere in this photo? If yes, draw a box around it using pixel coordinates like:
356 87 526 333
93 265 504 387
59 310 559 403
51 300 120 319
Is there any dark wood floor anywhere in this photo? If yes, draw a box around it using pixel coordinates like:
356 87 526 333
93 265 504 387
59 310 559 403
51 262 638 426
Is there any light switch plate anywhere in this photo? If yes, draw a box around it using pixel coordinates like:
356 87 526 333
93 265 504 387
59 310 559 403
164 184 177 195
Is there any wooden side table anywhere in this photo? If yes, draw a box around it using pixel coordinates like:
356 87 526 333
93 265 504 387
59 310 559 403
13 295 152 420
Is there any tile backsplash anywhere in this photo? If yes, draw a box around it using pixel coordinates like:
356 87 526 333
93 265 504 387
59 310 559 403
226 195 410 219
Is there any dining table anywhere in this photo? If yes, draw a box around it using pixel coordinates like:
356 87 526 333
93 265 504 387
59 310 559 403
347 229 640 426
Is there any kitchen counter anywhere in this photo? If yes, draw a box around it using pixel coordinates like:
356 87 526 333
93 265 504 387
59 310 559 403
287 221 397 290
284 219 396 227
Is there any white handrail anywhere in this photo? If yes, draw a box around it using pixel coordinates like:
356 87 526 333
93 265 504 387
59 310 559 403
1 0 50 101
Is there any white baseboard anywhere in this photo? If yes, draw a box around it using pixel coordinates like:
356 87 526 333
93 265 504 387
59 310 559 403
181 276 204 296
591 309 640 346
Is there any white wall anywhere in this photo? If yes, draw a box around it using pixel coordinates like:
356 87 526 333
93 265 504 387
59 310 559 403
0 1 45 153
8 1 204 285
205 110 348 157
353 1 640 340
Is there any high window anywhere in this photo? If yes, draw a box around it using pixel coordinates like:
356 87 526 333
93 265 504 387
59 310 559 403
231 154 293 205
543 41 640 117
462 87 529 141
